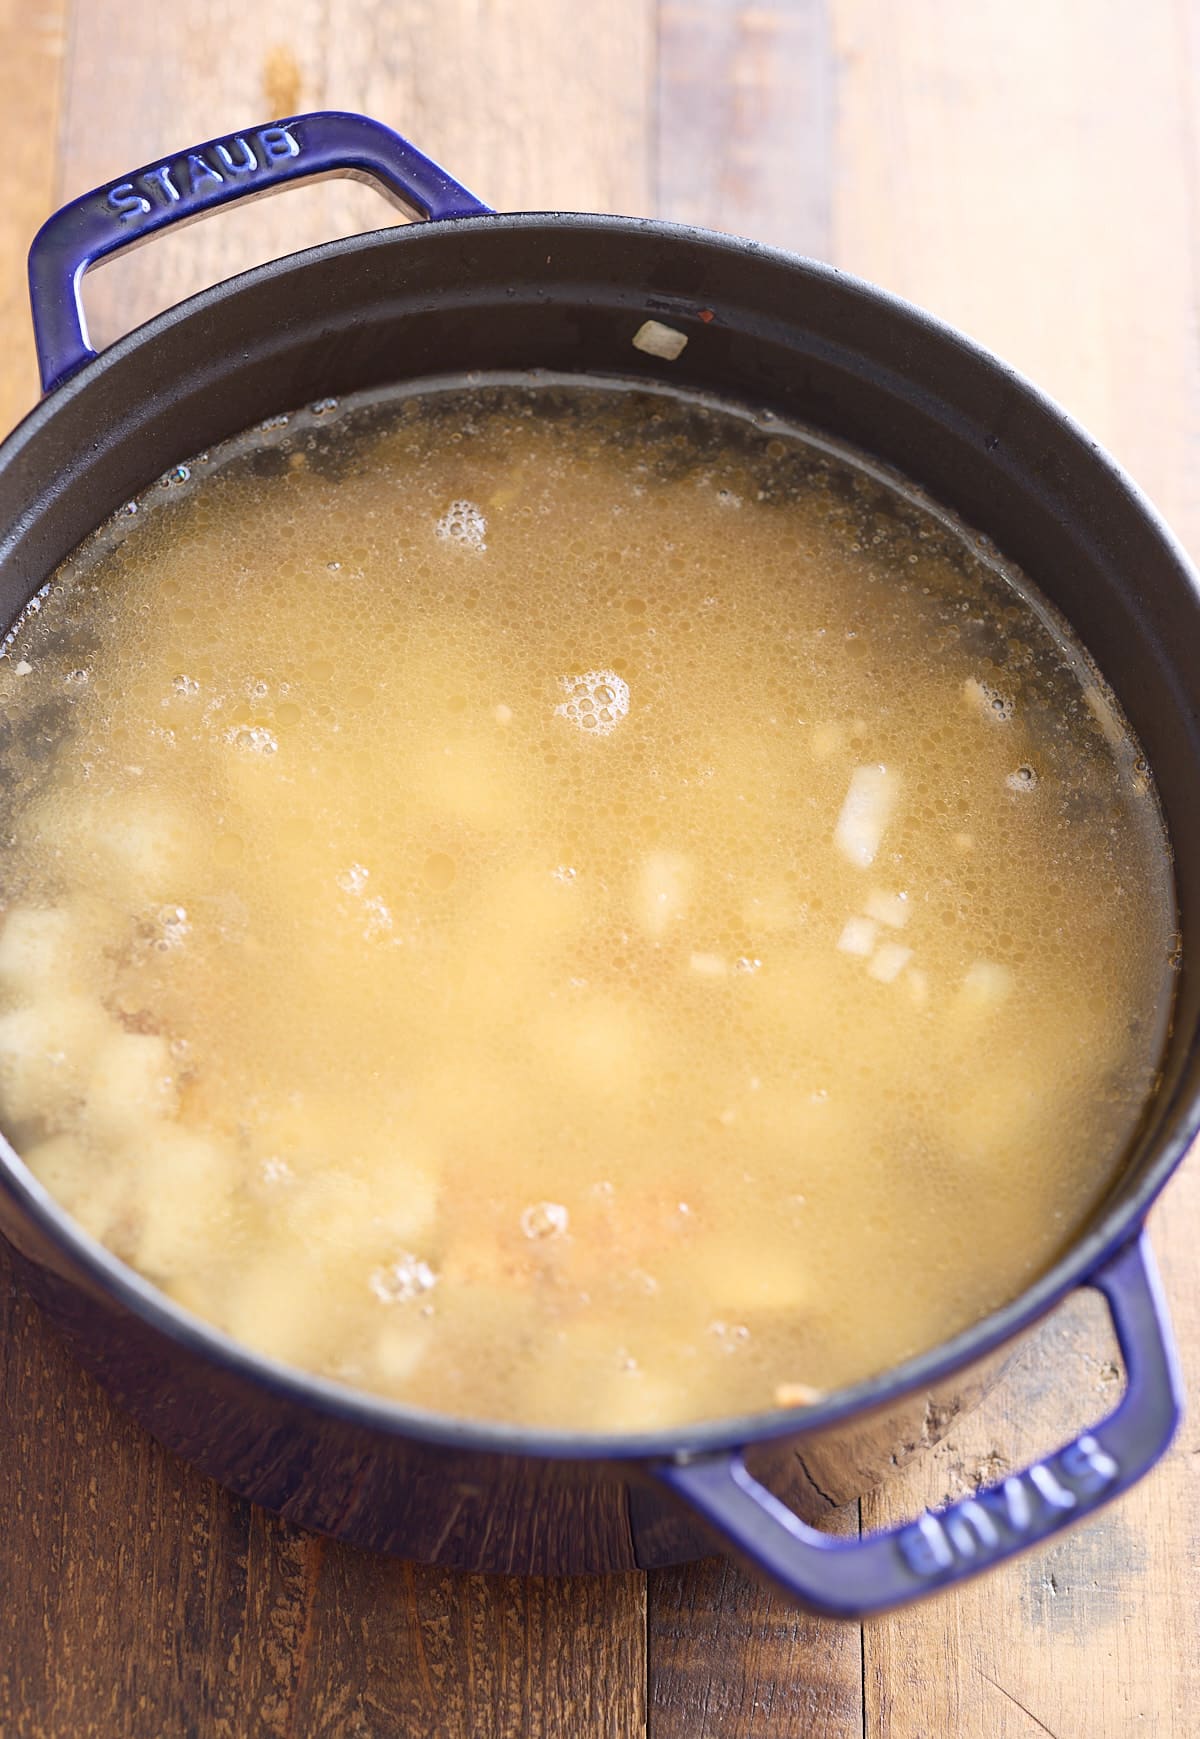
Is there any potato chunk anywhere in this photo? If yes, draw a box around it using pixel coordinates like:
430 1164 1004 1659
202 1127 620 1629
0 996 115 1124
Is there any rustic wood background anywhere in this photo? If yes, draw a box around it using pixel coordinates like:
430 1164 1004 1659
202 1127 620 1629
1 0 1198 1732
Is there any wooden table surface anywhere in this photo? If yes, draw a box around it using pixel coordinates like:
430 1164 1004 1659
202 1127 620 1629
1 1 1198 1733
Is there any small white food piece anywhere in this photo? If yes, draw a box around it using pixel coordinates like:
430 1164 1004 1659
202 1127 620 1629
129 1123 238 1276
774 1381 823 1408
86 1029 177 1140
867 942 913 984
0 907 75 992
834 765 898 868
837 916 877 957
864 889 909 929
371 1316 434 1386
23 1131 132 1244
0 996 114 1123
223 1246 332 1367
689 951 728 978
34 794 198 903
366 1154 440 1247
635 851 692 937
632 319 689 361
958 959 1014 1013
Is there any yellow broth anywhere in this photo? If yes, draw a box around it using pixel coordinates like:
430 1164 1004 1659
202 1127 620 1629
0 380 1174 1430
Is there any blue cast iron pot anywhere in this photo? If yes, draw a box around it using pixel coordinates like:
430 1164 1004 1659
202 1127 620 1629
0 112 1193 1618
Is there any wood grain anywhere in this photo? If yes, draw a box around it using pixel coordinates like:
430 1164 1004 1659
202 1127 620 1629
648 1520 864 1739
656 0 833 256
0 0 68 427
832 0 1200 1730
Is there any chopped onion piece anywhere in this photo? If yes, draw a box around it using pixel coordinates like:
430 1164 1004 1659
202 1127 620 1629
632 319 689 361
837 916 877 956
867 941 912 983
834 765 898 868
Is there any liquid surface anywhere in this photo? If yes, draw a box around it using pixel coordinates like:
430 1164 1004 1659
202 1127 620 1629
0 380 1175 1431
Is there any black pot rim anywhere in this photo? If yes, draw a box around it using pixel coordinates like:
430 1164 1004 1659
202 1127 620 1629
1 209 1196 1463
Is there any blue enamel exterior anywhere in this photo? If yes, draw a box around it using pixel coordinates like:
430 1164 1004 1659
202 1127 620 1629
27 111 490 393
4 110 1191 1619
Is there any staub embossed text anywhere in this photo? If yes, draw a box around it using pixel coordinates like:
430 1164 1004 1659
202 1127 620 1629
104 126 301 223
895 1432 1120 1580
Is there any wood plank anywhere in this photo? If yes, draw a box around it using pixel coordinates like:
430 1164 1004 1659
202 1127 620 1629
0 0 69 429
648 1515 865 1739
656 0 833 257
0 2 655 1734
649 8 865 1734
831 1 1200 1732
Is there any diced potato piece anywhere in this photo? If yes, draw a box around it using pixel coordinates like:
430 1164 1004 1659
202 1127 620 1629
370 1315 434 1387
21 1130 128 1243
362 1153 439 1248
283 1170 375 1256
0 995 116 1124
129 1122 238 1276
86 1030 177 1140
33 792 199 902
834 765 898 868
222 1245 336 1367
689 951 727 978
634 850 691 937
0 907 75 992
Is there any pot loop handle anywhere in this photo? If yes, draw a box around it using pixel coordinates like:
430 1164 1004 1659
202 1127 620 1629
654 1232 1181 1619
28 110 491 395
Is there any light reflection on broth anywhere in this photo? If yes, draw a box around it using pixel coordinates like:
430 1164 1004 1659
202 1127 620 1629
0 380 1175 1430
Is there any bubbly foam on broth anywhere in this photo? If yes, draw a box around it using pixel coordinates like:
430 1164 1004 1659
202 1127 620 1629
0 379 1174 1430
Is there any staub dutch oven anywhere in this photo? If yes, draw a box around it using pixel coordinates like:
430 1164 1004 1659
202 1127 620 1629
0 111 1193 1619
